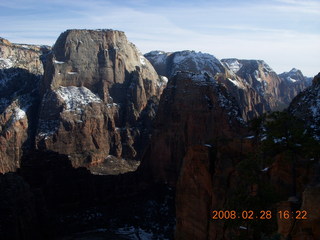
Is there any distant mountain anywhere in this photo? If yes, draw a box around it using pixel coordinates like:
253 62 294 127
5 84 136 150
278 68 312 106
222 58 283 110
145 51 269 120
146 51 311 120
222 59 312 110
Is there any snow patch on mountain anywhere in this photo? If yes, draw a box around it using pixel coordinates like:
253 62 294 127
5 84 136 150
56 86 102 111
139 55 146 65
222 59 243 73
227 78 243 88
287 77 297 83
54 60 65 64
157 76 168 88
12 107 26 121
0 57 14 69
67 71 78 75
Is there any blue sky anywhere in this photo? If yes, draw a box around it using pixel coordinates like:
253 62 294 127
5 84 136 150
1 0 319 76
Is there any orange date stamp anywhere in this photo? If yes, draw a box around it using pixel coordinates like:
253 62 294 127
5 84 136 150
212 210 308 220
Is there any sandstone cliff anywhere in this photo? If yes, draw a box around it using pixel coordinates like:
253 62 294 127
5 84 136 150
36 30 165 172
0 38 49 172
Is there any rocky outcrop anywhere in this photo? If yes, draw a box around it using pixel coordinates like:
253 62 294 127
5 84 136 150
139 71 245 185
36 30 164 171
0 38 49 173
289 73 320 140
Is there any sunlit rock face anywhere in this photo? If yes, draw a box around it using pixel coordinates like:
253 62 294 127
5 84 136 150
36 29 165 173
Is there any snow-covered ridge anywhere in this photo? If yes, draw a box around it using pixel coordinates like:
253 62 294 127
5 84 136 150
56 86 102 111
